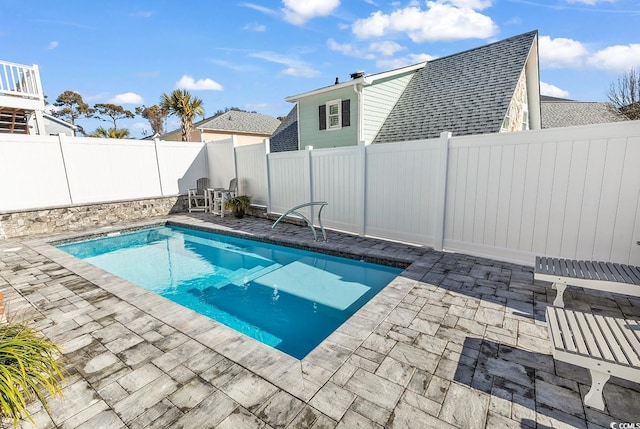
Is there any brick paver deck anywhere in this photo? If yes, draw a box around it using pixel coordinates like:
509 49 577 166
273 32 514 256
0 214 638 428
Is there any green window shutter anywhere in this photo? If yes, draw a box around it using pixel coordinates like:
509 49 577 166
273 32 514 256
319 105 326 130
341 99 350 127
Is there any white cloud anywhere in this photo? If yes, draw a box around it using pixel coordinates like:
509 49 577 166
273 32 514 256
85 92 109 102
369 41 406 56
447 0 493 8
176 75 224 91
540 81 570 98
241 2 277 16
282 0 340 25
538 35 588 68
327 39 375 59
47 41 59 50
109 92 144 104
565 0 615 4
208 59 258 73
250 51 320 77
587 44 640 72
282 66 321 77
244 23 266 32
352 2 497 42
539 35 640 72
376 52 436 69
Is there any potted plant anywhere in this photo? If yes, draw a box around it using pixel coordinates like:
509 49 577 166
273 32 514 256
224 195 252 218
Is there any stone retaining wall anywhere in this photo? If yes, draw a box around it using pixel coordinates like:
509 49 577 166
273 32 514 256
0 196 187 239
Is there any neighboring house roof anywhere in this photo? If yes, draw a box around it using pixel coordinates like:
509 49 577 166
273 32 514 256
541 99 629 128
540 95 573 102
373 31 538 143
195 110 281 135
161 110 281 141
270 105 298 153
285 62 427 102
43 113 78 130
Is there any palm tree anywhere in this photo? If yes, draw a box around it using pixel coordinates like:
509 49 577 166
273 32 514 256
159 89 204 142
88 127 130 139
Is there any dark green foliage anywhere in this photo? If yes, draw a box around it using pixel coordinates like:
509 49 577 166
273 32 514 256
136 105 168 135
94 103 135 129
0 323 64 426
159 90 204 142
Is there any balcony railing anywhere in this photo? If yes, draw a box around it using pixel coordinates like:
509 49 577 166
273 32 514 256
0 61 44 101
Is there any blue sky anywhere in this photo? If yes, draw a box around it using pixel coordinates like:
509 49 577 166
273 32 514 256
1 0 638 138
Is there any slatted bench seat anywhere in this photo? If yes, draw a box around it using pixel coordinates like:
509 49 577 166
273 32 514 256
535 256 640 308
545 306 640 410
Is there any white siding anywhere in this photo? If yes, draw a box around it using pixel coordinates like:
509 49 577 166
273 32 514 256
362 73 414 143
298 87 357 150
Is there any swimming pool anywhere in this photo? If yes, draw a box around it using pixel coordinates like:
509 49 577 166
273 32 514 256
58 225 401 359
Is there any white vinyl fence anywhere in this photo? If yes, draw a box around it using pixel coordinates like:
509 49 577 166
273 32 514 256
233 121 640 266
235 141 269 206
443 123 640 265
205 138 235 190
2 121 639 266
257 134 450 248
0 133 210 211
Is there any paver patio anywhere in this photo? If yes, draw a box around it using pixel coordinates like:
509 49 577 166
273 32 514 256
0 214 638 428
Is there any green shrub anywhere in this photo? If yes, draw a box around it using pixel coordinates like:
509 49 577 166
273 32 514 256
223 195 252 211
0 323 64 426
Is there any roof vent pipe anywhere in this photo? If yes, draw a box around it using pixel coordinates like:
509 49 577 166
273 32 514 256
335 77 339 85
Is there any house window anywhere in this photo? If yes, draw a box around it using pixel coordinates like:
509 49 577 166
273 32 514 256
521 103 529 131
328 101 341 128
501 105 511 132
319 99 350 130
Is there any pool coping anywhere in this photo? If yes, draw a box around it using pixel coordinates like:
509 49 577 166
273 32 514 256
23 215 430 403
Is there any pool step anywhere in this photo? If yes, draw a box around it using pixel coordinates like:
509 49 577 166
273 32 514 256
228 263 283 287
189 263 285 292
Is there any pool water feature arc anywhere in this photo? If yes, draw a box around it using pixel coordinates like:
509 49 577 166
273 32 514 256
57 225 401 359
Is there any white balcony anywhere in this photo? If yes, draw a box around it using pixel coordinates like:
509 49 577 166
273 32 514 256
0 60 46 134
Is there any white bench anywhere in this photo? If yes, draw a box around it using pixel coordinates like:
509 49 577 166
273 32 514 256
545 306 640 410
535 256 640 308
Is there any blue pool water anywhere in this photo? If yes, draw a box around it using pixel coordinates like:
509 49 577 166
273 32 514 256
58 225 401 359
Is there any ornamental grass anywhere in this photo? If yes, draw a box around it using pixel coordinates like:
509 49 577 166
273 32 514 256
0 322 64 427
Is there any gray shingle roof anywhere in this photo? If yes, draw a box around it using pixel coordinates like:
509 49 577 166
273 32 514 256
541 101 628 128
373 31 537 143
195 110 281 135
269 105 298 152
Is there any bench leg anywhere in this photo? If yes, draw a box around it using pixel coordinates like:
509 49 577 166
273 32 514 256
584 370 609 411
552 283 567 308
